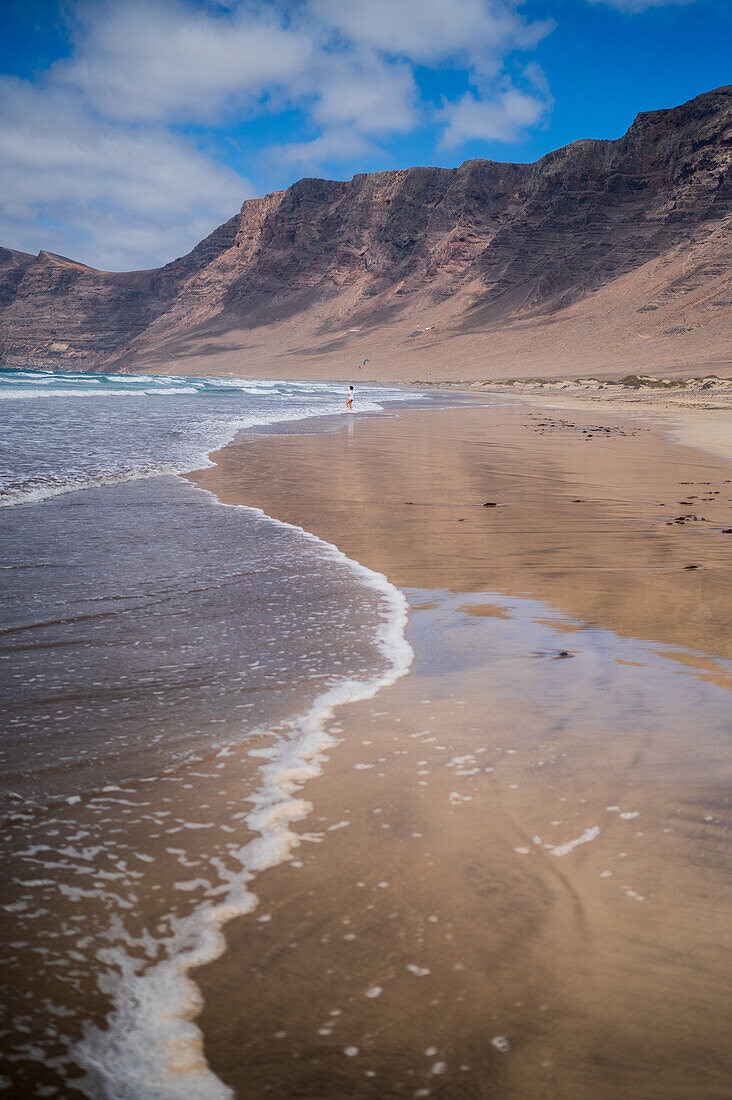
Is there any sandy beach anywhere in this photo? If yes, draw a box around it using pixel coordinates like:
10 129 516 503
188 396 732 1098
2 8 731 1095
3 387 728 1097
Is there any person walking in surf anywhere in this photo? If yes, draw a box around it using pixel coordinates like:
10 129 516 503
346 386 354 410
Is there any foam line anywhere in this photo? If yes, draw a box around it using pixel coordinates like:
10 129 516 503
1 368 419 507
1 397 390 508
72 494 413 1099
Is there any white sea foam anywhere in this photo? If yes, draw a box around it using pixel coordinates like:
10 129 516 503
406 964 431 977
72 499 414 1100
0 398 389 508
549 826 601 857
1 369 418 507
0 387 205 399
0 370 374 400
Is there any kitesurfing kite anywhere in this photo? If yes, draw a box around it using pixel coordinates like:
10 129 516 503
360 359 370 371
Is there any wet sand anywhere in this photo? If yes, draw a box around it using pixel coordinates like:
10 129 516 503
192 400 732 1099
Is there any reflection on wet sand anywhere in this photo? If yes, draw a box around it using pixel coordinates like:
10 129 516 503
192 402 731 1099
196 403 732 657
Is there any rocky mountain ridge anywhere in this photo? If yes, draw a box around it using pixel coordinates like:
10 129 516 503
1 85 730 380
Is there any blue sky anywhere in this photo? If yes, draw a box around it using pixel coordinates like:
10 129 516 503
1 0 729 270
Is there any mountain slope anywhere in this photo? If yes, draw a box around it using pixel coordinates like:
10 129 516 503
1 85 730 380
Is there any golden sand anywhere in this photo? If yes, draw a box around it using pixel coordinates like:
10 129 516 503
191 399 732 1099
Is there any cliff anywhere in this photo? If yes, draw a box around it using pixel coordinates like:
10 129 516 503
1 85 730 380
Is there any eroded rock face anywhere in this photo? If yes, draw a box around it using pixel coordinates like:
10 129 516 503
0 85 730 374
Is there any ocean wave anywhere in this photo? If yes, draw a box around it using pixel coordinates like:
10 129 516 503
0 389 403 507
0 387 204 399
0 368 384 400
72 500 414 1100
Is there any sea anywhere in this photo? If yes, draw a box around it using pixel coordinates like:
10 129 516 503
0 369 418 1097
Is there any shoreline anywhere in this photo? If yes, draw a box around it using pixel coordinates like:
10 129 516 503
195 397 732 658
2 385 730 1096
72 496 415 1098
0 370 416 509
189 396 730 1100
0 382 424 1097
188 395 732 1097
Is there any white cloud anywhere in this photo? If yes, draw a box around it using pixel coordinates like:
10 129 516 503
298 0 554 167
273 128 375 168
57 0 551 147
0 75 248 270
438 66 553 147
311 56 418 135
58 0 316 123
58 1 422 136
0 0 556 268
310 0 552 73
